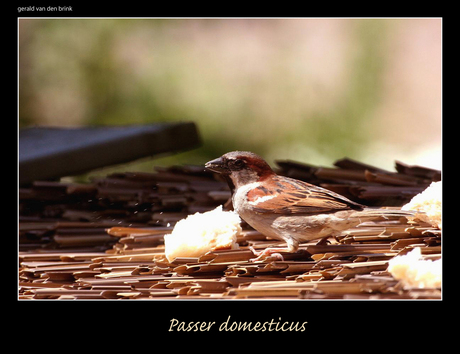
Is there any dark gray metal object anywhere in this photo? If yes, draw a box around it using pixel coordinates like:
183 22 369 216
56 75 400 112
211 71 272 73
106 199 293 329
19 122 201 185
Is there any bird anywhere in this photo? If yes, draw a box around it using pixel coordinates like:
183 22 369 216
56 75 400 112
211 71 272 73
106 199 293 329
205 151 415 261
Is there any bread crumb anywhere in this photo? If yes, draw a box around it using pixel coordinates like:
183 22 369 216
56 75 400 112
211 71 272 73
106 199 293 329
164 205 241 262
402 181 442 229
388 247 441 288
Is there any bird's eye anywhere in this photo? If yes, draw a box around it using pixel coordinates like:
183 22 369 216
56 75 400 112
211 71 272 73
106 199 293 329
231 159 245 169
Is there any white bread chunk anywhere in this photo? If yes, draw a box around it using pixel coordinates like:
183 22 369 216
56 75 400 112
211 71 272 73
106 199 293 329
164 205 241 262
388 247 441 288
402 181 442 229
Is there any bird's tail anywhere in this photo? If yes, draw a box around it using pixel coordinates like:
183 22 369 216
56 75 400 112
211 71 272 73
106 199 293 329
351 207 419 223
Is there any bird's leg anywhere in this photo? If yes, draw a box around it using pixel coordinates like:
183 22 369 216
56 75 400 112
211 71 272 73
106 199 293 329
249 238 298 262
315 236 330 246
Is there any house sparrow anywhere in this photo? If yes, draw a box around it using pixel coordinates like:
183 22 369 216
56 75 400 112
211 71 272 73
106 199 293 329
205 151 415 261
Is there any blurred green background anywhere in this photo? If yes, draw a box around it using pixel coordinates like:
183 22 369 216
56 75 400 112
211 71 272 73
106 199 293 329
18 18 442 178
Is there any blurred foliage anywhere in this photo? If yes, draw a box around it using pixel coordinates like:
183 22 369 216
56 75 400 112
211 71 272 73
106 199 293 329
19 19 441 179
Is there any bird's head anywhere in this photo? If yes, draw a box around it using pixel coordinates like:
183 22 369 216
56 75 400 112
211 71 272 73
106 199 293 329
205 151 275 189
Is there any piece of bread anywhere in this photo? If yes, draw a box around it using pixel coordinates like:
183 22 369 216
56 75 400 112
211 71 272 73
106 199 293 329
164 206 241 262
402 181 442 229
388 247 441 288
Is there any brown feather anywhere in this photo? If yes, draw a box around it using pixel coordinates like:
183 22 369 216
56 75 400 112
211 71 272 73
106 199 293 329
250 176 363 215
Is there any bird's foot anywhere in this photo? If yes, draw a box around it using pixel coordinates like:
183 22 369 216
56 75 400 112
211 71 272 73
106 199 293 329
249 246 285 262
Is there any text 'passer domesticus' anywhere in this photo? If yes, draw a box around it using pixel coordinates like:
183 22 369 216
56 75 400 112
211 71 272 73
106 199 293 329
205 151 414 261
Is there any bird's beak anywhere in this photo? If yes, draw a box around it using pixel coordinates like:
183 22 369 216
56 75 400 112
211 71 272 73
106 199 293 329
205 157 228 174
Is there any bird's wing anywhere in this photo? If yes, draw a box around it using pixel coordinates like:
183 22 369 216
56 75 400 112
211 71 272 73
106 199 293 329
246 176 363 215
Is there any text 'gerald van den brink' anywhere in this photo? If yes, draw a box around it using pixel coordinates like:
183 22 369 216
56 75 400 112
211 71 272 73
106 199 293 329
18 6 73 12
